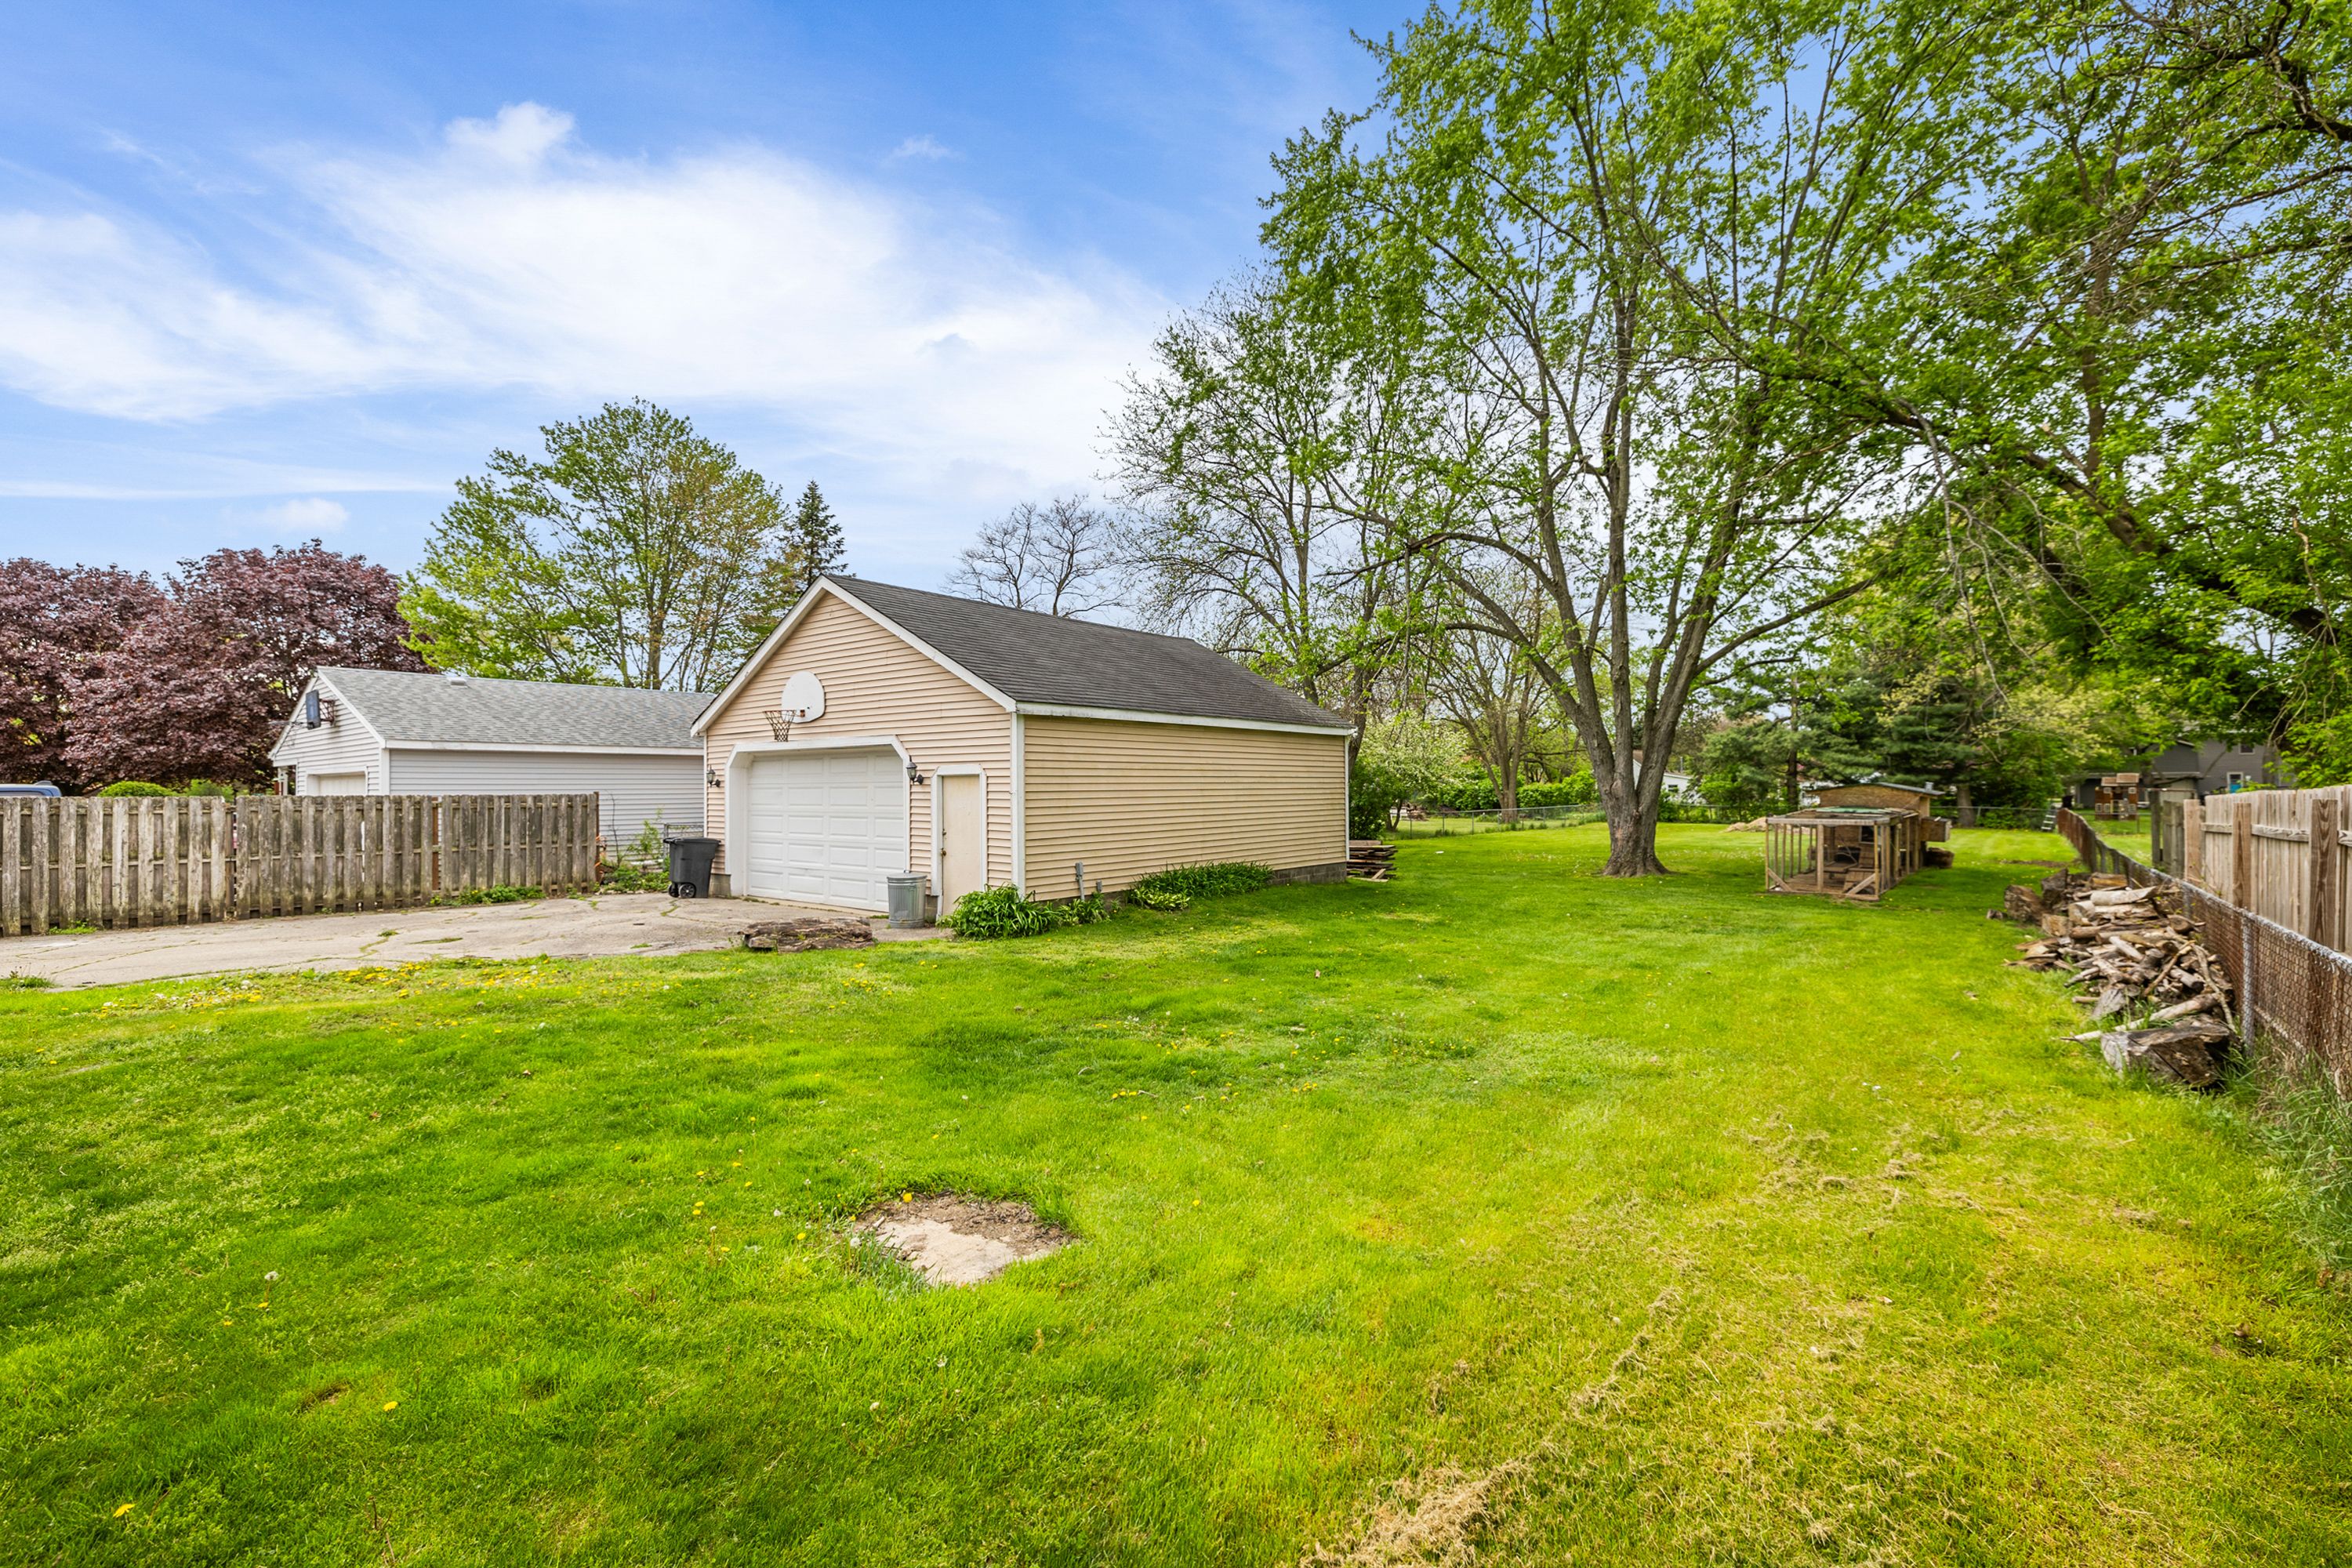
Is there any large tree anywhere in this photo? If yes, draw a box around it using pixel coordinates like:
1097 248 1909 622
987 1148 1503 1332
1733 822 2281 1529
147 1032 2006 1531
1108 273 1428 721
787 481 846 597
0 560 164 789
1694 0 2352 768
404 401 800 691
1264 0 1994 873
66 543 420 788
950 496 1122 616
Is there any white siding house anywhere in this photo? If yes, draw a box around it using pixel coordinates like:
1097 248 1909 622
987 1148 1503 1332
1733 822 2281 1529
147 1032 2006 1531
267 668 710 845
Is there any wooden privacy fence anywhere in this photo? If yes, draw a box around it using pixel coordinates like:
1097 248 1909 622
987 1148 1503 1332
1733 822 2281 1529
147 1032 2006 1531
2175 786 2352 955
0 793 601 936
2063 804 2352 1102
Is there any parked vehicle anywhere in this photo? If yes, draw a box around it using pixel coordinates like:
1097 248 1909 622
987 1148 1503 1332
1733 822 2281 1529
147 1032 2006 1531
0 782 63 797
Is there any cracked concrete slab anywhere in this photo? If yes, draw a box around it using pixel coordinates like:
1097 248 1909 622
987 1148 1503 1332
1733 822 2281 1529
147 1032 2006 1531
0 892 942 989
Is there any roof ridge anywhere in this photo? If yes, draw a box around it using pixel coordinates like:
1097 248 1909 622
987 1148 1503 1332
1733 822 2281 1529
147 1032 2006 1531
319 665 713 700
825 575 1203 648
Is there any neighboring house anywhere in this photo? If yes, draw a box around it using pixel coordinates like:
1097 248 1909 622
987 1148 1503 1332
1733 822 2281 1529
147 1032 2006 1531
693 575 1354 912
267 667 711 845
2064 739 2288 808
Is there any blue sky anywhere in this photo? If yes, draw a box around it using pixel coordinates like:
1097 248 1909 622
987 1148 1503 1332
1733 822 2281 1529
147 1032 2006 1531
0 1 1396 584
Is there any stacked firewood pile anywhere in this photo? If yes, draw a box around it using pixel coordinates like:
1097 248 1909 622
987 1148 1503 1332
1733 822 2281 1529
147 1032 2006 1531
1997 871 2237 1087
1348 840 1397 881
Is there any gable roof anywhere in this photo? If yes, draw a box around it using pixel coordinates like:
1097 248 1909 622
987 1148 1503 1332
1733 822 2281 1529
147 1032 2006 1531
700 575 1350 734
307 667 711 751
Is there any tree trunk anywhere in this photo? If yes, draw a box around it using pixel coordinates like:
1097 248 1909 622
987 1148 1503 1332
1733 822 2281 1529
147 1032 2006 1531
1602 797 1669 876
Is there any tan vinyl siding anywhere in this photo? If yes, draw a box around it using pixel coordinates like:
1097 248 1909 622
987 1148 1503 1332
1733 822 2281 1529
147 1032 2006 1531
1021 717 1348 895
383 750 704 844
702 593 1015 887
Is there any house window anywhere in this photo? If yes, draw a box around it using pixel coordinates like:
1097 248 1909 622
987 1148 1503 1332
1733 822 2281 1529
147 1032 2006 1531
2225 772 2245 792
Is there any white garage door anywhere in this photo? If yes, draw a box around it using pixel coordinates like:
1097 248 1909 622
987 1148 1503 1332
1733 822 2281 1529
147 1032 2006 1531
742 747 907 910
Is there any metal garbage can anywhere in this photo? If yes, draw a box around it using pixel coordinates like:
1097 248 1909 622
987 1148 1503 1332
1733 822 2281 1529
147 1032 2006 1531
664 835 720 898
885 872 930 928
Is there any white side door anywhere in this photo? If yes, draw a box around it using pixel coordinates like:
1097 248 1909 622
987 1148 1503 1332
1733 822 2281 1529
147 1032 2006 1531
742 747 907 910
936 772 986 909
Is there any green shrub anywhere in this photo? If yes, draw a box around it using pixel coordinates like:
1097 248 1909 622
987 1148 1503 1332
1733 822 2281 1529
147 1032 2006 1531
4 971 54 989
1348 761 1398 840
945 886 1111 940
601 818 671 891
1129 862 1272 905
97 781 172 797
1128 884 1191 913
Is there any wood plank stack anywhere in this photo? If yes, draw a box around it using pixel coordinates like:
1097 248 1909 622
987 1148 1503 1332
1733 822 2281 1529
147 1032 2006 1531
1997 872 2236 1087
1348 840 1397 881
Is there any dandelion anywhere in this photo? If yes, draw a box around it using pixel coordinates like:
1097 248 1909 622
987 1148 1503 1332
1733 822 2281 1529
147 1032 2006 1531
797 1231 808 1241
383 1400 398 1411
264 1271 279 1283
773 1208 783 1218
900 1191 911 1203
869 1399 880 1410
222 1319 233 1327
114 1503 134 1518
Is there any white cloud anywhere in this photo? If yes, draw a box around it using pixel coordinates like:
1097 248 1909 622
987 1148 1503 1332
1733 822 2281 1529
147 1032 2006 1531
0 103 1162 499
242 495 350 532
887 134 958 162
442 103 575 167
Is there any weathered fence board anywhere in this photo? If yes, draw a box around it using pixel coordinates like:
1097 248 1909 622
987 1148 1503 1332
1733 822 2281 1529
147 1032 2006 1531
0 793 601 937
2183 784 2352 960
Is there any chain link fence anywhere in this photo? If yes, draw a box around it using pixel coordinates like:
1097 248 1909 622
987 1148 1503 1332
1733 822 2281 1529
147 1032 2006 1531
2060 808 2352 1099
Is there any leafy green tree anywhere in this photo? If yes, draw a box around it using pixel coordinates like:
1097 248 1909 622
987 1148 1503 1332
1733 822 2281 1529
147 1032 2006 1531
788 482 845 597
404 401 799 691
1265 0 1994 874
1107 272 1428 720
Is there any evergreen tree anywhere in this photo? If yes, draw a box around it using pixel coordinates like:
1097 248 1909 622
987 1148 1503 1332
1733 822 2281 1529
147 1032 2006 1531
789 482 844 594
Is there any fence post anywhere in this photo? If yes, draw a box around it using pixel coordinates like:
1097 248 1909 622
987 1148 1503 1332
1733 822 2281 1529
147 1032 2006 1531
2183 798 2205 886
2312 797 2341 953
2241 920 2256 1055
2233 803 2253 909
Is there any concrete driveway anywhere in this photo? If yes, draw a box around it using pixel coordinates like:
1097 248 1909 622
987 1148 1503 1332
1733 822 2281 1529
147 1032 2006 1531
0 893 942 989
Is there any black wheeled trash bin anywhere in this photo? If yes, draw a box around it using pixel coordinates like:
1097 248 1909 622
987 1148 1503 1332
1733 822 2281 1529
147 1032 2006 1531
664 835 720 898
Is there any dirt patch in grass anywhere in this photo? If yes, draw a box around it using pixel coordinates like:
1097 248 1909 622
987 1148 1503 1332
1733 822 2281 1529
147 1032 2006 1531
295 1380 349 1414
854 1193 1073 1286
1301 1462 1523 1567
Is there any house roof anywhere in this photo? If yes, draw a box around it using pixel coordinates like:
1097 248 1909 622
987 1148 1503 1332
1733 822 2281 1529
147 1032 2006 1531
816 575 1352 731
310 667 711 750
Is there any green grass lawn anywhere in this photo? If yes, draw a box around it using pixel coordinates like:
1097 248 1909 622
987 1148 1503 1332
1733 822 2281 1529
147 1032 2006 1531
6 826 2351 1565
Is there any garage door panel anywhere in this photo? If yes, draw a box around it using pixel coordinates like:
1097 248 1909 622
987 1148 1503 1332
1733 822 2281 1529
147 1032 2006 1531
742 746 906 911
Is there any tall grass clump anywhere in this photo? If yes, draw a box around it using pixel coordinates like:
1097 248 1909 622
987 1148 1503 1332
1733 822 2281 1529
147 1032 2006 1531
2240 1059 2352 1269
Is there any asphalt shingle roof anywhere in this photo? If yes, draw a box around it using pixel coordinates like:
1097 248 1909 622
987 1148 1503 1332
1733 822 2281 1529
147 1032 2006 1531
314 667 710 750
826 576 1350 730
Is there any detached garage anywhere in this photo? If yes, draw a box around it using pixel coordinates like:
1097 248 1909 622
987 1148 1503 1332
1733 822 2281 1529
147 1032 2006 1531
267 667 711 845
695 575 1353 912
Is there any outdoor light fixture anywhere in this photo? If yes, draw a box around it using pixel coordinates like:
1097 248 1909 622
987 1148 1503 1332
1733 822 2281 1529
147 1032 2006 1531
906 760 927 786
303 691 322 729
706 767 722 789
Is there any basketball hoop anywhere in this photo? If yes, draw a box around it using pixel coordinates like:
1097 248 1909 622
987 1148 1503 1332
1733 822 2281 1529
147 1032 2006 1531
763 706 805 741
